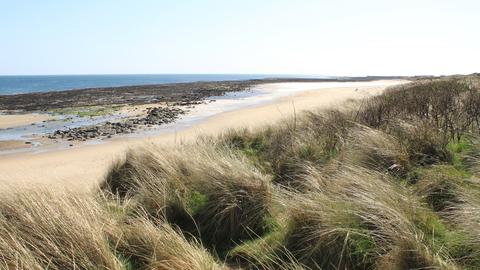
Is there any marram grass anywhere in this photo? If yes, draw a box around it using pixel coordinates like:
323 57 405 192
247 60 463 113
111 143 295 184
2 75 480 269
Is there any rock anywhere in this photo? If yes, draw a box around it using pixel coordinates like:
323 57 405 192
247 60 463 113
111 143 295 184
46 106 186 142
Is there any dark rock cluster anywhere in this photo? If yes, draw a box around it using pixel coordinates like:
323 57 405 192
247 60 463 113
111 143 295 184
0 80 259 111
47 107 184 141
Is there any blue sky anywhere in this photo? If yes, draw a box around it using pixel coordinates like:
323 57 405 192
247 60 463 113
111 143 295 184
1 0 478 76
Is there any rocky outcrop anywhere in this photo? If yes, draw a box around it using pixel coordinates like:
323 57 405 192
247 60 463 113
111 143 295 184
0 80 259 111
47 107 184 141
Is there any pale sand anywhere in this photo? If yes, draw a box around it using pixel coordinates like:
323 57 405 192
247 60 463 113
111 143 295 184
0 81 404 190
0 114 58 128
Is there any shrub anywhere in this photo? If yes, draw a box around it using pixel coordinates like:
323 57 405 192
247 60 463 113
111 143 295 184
359 80 480 143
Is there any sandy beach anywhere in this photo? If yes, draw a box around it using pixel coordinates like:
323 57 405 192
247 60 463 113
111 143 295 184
0 81 404 190
0 114 58 128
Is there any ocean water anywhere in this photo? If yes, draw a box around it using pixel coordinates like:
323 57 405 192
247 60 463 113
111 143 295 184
0 74 324 96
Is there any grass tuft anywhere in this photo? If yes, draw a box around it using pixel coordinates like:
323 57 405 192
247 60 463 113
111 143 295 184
0 187 124 270
100 142 273 250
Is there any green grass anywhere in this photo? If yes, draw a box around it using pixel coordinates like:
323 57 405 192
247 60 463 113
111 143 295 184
447 139 469 160
43 117 74 122
6 106 122 117
46 105 121 117
6 105 122 123
2 75 480 269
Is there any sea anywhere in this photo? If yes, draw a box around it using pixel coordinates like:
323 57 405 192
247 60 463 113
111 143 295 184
0 74 326 96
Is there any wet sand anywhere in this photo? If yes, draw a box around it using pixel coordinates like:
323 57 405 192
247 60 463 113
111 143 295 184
0 81 404 190
0 114 58 128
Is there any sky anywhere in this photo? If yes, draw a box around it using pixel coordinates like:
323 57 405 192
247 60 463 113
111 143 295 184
1 0 478 76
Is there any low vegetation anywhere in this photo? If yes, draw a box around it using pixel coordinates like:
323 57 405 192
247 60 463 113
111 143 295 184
2 106 122 123
1 105 123 118
2 74 480 269
46 105 122 117
43 117 74 122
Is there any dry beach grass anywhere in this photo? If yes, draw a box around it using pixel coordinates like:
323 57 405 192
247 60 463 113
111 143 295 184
2 75 480 269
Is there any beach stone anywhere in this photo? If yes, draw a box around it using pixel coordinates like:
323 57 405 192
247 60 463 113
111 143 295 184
46 106 186 142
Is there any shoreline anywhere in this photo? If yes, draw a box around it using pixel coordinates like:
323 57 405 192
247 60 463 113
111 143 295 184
0 77 403 111
0 80 406 190
0 80 402 155
0 84 265 155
